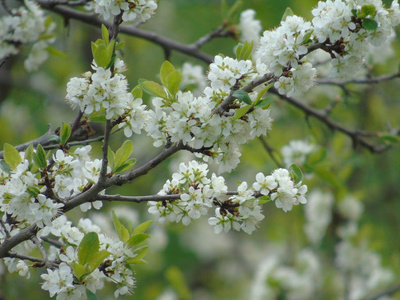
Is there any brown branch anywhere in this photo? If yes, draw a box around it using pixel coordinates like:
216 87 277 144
37 3 214 64
361 281 400 300
270 87 389 153
98 194 181 203
191 23 232 49
318 72 400 86
212 73 275 115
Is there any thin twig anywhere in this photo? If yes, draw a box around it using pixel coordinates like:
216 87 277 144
270 87 389 153
361 281 400 300
258 136 283 168
318 72 400 86
99 119 112 180
32 236 49 266
6 252 45 264
191 23 230 49
37 3 214 63
41 236 64 248
0 219 10 239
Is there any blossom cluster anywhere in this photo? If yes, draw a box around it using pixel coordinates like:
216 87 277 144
148 161 307 234
0 0 56 71
39 217 136 298
66 59 148 127
251 0 400 96
0 145 106 237
92 0 157 22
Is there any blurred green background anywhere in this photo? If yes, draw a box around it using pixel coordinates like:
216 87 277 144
1 0 400 299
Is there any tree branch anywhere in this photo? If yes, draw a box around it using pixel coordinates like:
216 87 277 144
318 72 400 86
361 281 400 300
37 3 214 64
190 23 232 49
270 87 389 153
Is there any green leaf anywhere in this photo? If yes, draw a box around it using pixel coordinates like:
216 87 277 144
114 158 136 174
3 144 22 170
72 262 86 280
302 29 314 44
127 233 150 247
27 186 40 198
127 246 149 264
107 146 115 171
379 133 400 144
24 144 34 164
233 90 252 105
60 122 72 145
101 24 109 43
220 0 228 19
305 147 326 166
92 39 115 68
281 7 294 22
132 220 153 235
160 60 176 87
33 144 47 169
362 18 378 30
46 46 66 57
86 289 100 300
235 41 253 61
253 97 273 109
86 250 110 274
114 140 133 169
232 105 252 121
120 225 130 243
112 211 122 237
139 79 167 99
255 82 274 101
360 5 376 17
166 70 183 96
115 41 125 51
351 9 358 18
166 266 191 300
226 0 242 22
289 163 303 184
257 195 271 205
78 232 100 266
131 85 143 99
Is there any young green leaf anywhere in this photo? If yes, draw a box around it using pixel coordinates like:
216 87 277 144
232 105 252 121
160 60 176 87
112 211 122 237
86 289 100 300
289 164 303 184
86 249 110 274
166 70 182 96
3 144 22 170
132 220 153 235
236 41 253 61
46 46 66 57
107 146 115 172
77 232 100 266
131 85 143 99
253 97 273 109
33 144 47 169
101 24 110 43
233 90 252 105
362 18 378 30
24 144 34 164
114 158 136 174
72 262 86 281
127 233 150 247
255 82 274 101
360 5 376 17
114 140 134 170
139 79 168 99
281 7 294 22
127 246 149 265
60 122 72 145
120 225 130 243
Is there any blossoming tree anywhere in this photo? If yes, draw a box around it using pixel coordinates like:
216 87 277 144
0 0 400 299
